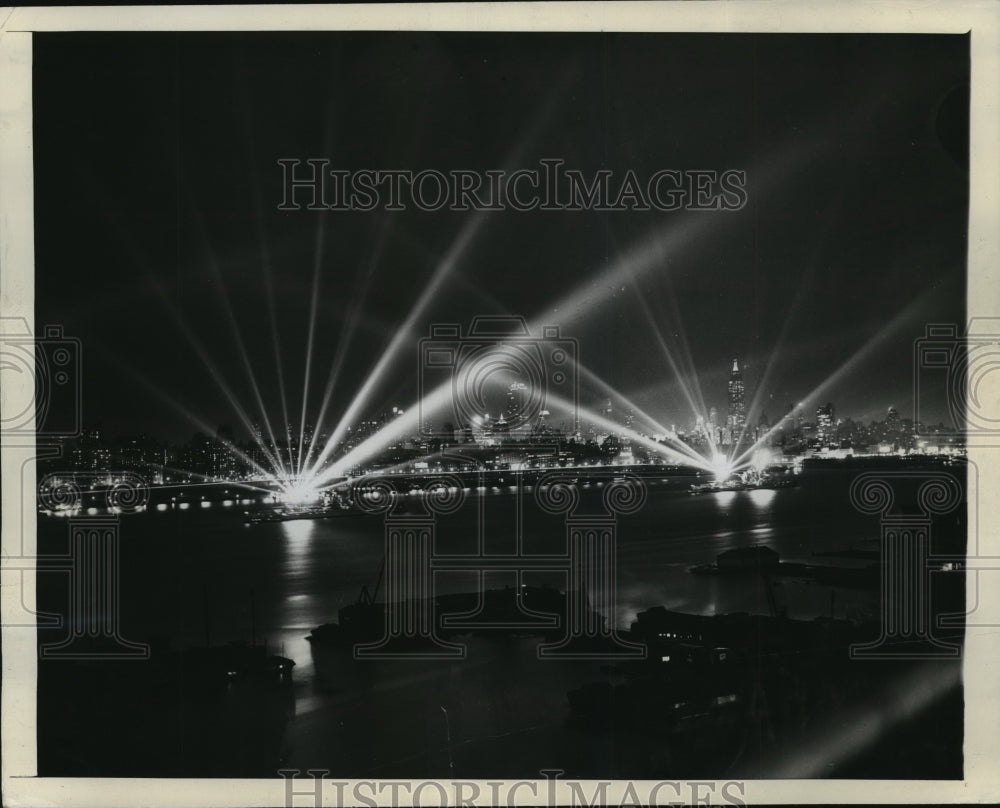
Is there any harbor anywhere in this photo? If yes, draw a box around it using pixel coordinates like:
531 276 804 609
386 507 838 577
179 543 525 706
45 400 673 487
35 459 966 779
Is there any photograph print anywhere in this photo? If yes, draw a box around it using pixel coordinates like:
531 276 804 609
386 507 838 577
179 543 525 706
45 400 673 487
14 22 975 792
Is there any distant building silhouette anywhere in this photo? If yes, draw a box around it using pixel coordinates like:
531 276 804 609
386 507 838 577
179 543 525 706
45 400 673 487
727 358 746 443
816 402 835 445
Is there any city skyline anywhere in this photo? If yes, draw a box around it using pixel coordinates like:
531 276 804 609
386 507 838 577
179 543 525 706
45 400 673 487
16 20 977 788
34 32 967 456
54 358 945 448
48 347 963 490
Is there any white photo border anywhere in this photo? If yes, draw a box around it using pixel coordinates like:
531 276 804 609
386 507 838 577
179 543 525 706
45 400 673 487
2 2 999 805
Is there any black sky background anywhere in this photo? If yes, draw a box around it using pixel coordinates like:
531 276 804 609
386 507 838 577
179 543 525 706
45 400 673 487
33 32 968 442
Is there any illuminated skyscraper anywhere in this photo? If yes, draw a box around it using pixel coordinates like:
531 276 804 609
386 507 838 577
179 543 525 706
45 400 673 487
816 402 835 445
727 358 746 435
705 406 720 445
886 406 900 428
505 382 528 425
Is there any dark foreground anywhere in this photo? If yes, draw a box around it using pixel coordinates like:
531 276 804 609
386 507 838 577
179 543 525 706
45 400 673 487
36 460 966 779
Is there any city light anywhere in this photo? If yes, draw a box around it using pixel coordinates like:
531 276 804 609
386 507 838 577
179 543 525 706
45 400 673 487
27 28 973 789
751 447 776 470
100 122 868 498
301 92 564 484
711 451 734 481
730 289 937 471
65 151 958 502
279 478 323 505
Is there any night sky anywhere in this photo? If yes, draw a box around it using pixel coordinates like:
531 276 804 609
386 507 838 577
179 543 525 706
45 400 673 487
33 32 968 442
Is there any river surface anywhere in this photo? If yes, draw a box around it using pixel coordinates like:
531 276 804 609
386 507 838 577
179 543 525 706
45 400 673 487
35 460 966 778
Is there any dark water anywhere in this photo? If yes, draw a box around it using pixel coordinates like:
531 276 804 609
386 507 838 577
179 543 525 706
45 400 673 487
36 462 966 778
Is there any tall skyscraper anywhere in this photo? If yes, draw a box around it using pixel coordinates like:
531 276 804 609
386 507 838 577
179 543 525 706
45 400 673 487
505 382 528 426
727 358 746 435
816 402 835 445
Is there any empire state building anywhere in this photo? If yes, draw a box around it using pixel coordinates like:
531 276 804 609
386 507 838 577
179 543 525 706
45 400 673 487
727 358 746 435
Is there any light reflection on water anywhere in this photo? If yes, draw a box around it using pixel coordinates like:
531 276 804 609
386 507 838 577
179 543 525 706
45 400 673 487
280 518 316 547
278 519 319 608
709 488 777 510
748 488 777 508
35 465 963 775
712 490 737 508
52 475 888 668
36 472 898 774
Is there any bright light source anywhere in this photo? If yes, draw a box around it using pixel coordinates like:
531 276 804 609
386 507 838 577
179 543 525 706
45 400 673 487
280 479 322 505
751 447 775 471
711 452 734 481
